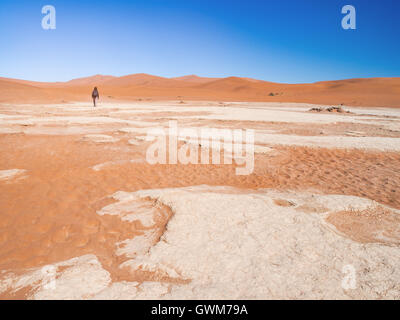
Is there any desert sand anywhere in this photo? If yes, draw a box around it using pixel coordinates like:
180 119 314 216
0 76 400 299
1 74 400 107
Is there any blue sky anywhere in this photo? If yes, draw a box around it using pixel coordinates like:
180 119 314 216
0 0 399 83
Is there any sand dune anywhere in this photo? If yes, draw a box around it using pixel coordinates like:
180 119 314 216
103 73 179 87
171 75 219 83
64 74 116 86
0 74 399 107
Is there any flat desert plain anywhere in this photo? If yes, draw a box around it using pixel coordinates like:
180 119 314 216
0 75 400 299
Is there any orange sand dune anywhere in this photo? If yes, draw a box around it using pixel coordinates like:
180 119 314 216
0 73 399 107
171 75 219 83
64 74 117 86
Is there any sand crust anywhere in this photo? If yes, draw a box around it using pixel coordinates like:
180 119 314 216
2 186 399 299
0 101 399 299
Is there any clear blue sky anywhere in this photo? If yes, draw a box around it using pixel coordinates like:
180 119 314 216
0 0 399 83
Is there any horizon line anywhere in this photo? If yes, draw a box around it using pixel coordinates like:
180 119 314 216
1 73 399 86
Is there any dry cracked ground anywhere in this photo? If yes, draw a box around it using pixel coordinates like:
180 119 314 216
0 101 400 299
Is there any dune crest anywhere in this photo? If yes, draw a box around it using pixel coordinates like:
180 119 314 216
1 74 399 107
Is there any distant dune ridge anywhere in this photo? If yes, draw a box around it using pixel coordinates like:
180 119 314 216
0 73 399 107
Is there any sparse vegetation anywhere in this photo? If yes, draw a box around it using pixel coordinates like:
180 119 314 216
309 106 351 113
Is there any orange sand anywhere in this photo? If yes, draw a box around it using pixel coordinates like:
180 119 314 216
0 90 399 298
326 206 400 245
1 74 400 107
1 132 400 299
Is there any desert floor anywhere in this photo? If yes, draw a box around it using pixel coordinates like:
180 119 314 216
0 100 399 299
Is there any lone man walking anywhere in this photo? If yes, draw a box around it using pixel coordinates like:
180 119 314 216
92 87 99 107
